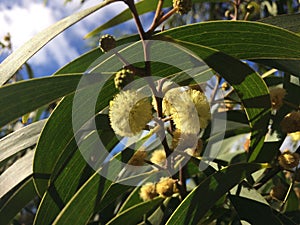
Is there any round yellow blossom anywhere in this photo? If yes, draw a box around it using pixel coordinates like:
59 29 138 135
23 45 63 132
278 150 300 169
280 111 300 133
109 90 153 137
128 150 147 166
163 88 211 134
139 182 158 201
269 87 287 110
156 177 178 198
150 149 166 166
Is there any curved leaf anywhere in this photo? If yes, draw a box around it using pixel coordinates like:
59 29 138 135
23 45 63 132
166 163 269 225
0 178 36 225
51 170 158 225
229 195 284 225
33 115 118 225
106 197 164 225
260 13 300 34
157 21 300 75
158 21 300 59
0 0 115 86
0 75 82 128
0 151 34 198
0 120 45 164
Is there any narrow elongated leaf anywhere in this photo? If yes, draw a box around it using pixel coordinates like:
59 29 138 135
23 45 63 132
34 115 118 225
0 75 83 128
166 163 269 225
0 0 115 86
106 197 164 225
0 178 36 225
52 170 158 225
158 21 300 60
0 151 34 198
118 186 142 213
157 21 300 76
229 195 284 225
260 14 300 34
0 120 45 163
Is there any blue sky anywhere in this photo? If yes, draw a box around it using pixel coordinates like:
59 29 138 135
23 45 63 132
0 0 142 78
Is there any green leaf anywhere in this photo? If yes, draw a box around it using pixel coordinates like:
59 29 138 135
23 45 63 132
0 0 114 86
0 178 36 225
157 21 300 75
118 186 142 213
260 13 300 34
51 170 158 225
0 120 45 164
33 79 118 196
229 195 283 225
159 21 300 59
0 75 82 128
33 115 118 225
166 163 269 225
106 197 164 225
0 151 34 199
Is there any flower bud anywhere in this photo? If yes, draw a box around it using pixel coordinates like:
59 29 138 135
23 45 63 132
139 182 158 201
156 177 178 197
278 150 300 169
114 69 134 90
99 34 116 52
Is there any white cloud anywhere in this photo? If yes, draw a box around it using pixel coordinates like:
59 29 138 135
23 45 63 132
0 0 133 76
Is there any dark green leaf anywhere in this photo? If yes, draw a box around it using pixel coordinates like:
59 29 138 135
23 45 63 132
166 163 268 225
260 14 300 34
0 75 82 128
157 21 300 75
229 195 283 225
106 197 164 225
0 178 36 225
33 115 118 225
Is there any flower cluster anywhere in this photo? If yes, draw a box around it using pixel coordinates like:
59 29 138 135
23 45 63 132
150 149 166 166
278 150 300 169
139 177 178 201
163 88 211 134
109 90 153 137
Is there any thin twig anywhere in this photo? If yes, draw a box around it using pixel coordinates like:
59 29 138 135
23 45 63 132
147 8 177 35
148 0 164 33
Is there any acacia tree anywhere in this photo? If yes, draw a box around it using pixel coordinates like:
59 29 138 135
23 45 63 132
0 0 300 224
